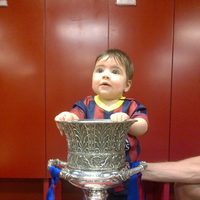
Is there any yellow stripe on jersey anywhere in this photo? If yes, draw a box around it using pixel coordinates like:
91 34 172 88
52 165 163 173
94 95 125 112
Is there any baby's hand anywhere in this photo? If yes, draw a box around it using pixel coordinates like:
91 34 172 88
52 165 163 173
110 112 130 122
54 111 79 122
54 112 79 135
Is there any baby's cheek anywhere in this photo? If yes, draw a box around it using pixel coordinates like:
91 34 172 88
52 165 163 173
113 80 126 89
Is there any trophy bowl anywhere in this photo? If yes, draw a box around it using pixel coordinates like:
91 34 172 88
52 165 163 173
48 119 147 200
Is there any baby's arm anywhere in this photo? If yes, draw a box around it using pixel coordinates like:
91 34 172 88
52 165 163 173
129 117 148 136
110 112 148 136
54 111 79 135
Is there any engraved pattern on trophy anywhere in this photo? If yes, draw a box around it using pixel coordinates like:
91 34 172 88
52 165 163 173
60 120 133 171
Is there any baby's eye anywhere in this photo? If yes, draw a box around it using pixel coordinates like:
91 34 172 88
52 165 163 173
112 69 120 74
95 68 104 73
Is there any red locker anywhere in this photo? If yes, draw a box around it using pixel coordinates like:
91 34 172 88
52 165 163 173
46 0 108 169
170 0 200 160
109 0 174 161
0 0 45 178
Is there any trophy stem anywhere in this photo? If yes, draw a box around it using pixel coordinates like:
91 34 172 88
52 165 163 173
84 189 108 200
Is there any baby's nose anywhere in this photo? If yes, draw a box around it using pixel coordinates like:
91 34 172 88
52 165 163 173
102 70 110 78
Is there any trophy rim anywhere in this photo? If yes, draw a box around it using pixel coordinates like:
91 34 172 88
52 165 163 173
56 119 136 124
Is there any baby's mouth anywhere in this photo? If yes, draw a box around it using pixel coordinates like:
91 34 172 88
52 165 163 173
100 82 111 87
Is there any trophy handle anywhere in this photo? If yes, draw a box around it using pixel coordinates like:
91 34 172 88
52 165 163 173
48 159 68 169
118 161 147 181
48 159 73 180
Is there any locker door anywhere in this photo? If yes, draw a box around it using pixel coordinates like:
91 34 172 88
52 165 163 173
109 0 174 161
170 0 200 160
0 0 45 178
46 0 108 167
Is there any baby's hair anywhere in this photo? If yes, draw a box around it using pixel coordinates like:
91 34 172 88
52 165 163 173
95 49 134 80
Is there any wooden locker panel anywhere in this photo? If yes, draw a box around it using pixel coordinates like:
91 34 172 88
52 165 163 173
0 1 45 178
170 0 200 160
46 0 108 168
109 0 174 161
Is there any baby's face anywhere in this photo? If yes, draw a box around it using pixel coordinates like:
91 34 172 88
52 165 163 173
92 56 131 101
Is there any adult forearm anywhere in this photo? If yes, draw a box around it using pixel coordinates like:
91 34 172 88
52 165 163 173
142 156 200 183
142 162 186 183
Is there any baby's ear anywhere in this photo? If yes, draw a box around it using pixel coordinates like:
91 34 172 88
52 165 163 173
124 80 132 92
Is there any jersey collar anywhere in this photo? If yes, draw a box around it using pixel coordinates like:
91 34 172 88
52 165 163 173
94 95 125 112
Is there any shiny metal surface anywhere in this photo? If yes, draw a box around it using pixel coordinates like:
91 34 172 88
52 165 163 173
48 120 147 200
57 120 134 171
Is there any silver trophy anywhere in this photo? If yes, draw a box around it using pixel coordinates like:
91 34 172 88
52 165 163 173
48 119 147 200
